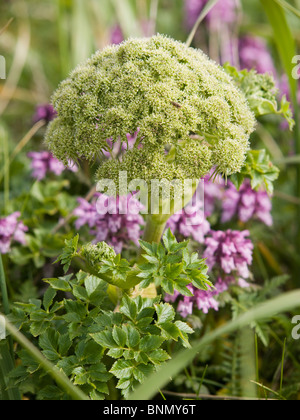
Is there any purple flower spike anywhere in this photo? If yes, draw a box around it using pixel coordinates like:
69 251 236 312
222 179 273 227
204 229 254 279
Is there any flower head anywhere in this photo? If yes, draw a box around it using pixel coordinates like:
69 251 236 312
45 35 255 185
0 212 28 254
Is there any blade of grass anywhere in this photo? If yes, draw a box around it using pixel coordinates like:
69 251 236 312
272 0 300 19
254 334 261 398
197 364 208 399
0 18 14 37
0 256 10 316
148 0 159 36
56 0 72 78
186 0 221 47
279 337 286 398
129 290 300 400
1 315 89 401
275 155 300 165
250 380 286 400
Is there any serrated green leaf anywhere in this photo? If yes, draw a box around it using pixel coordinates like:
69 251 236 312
44 277 72 292
91 331 116 349
147 349 171 364
110 359 135 379
139 335 165 352
43 287 57 312
120 295 137 320
123 325 140 349
162 228 178 251
112 326 127 348
155 303 175 324
133 364 154 383
107 348 124 359
158 322 180 341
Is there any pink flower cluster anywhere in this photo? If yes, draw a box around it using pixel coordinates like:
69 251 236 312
204 229 254 279
0 212 28 254
74 194 145 254
166 189 210 244
28 151 78 181
164 229 254 316
165 279 229 316
222 179 273 226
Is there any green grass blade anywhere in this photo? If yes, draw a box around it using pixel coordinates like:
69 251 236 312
129 290 300 400
186 0 221 47
273 0 300 19
279 337 286 398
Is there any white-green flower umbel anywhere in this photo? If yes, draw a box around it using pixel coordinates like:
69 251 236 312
45 35 256 183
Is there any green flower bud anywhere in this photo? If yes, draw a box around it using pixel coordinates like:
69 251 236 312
81 242 116 266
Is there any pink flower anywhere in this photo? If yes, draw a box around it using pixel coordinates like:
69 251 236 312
166 198 210 244
0 212 28 254
165 277 231 316
102 130 141 160
222 179 273 226
28 151 78 181
33 104 57 124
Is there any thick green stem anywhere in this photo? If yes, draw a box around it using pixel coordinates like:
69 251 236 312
138 214 169 258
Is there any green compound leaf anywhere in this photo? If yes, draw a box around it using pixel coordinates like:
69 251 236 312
230 149 280 194
54 235 79 273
